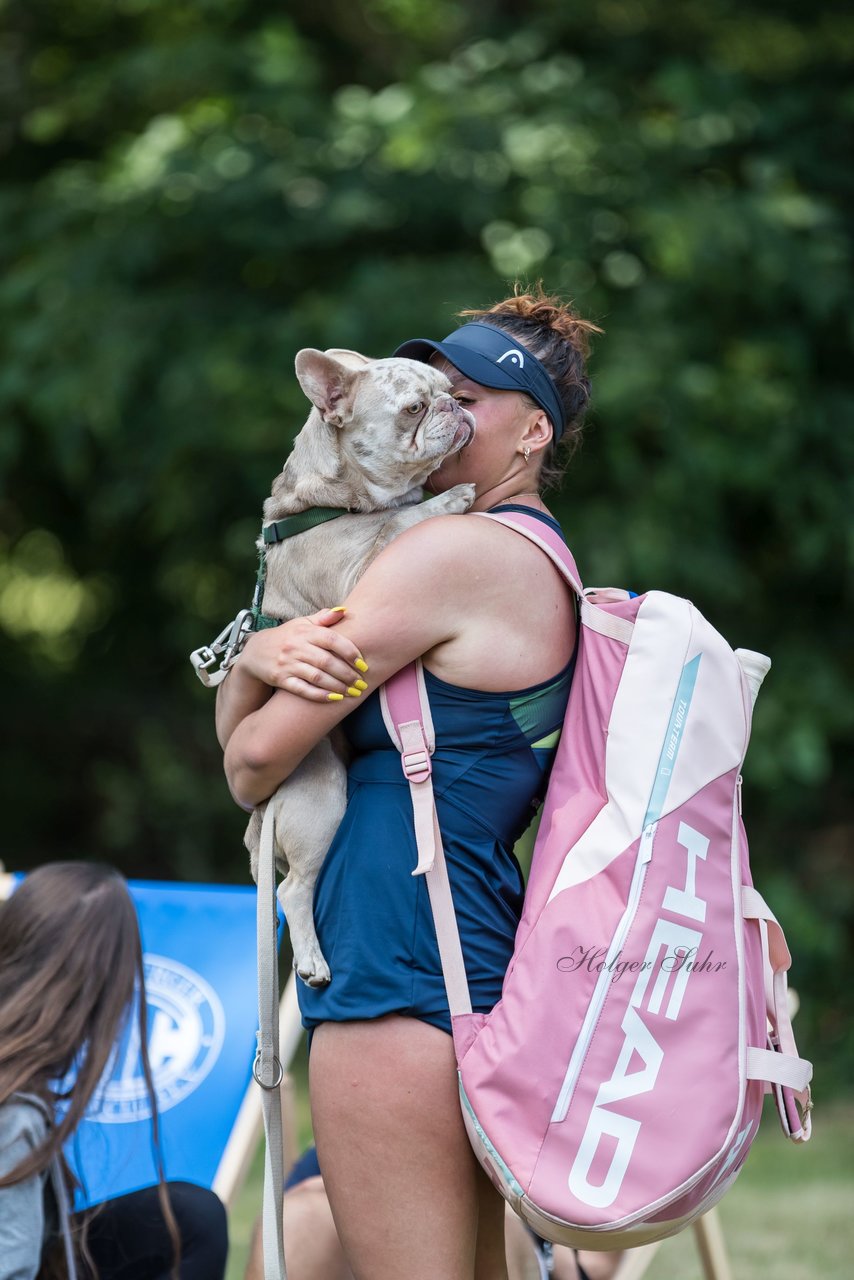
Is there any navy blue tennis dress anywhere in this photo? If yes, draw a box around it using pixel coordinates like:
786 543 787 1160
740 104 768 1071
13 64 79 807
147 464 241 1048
298 506 575 1036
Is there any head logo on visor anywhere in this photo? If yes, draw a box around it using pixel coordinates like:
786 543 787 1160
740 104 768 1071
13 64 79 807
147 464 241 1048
497 348 525 369
392 322 566 440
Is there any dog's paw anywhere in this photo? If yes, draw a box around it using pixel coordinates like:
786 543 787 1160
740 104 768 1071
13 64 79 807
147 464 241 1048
428 483 477 515
293 950 332 989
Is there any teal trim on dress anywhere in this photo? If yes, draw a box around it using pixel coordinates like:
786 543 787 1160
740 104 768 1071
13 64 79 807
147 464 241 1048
508 667 573 742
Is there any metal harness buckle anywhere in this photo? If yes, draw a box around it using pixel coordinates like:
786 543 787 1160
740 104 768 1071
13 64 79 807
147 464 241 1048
189 608 255 687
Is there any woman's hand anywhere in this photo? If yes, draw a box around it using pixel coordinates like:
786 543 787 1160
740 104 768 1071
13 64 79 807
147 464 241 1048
236 608 369 702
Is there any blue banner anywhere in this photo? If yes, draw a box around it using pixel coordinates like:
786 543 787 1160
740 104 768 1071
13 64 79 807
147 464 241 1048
56 880 269 1209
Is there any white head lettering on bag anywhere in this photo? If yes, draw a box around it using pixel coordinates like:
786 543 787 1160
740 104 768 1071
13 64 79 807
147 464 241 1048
567 822 710 1209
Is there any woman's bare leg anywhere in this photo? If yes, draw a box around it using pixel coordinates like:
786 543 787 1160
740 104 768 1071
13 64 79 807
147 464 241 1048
244 1176 355 1280
310 1016 508 1280
475 1161 508 1280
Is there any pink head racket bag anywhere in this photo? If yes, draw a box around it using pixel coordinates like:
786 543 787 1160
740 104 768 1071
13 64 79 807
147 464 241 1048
381 510 812 1250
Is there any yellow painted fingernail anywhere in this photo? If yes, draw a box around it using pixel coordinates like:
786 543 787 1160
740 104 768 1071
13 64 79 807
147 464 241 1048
354 679 368 691
346 686 362 697
354 658 369 673
327 692 344 701
330 606 347 613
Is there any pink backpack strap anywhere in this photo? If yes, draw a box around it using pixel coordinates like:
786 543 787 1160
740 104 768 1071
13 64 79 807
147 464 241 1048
380 664 473 1020
741 886 813 1141
475 510 585 597
379 509 585 1031
380 662 436 876
478 512 640 646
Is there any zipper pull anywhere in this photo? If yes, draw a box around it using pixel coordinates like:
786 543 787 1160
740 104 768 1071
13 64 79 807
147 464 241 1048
736 774 743 816
640 823 656 863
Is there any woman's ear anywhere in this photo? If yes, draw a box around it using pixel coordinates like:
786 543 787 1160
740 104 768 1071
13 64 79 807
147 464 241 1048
521 409 553 454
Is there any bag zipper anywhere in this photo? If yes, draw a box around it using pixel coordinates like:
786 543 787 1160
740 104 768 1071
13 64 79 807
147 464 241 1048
550 822 656 1124
554 777 748 1217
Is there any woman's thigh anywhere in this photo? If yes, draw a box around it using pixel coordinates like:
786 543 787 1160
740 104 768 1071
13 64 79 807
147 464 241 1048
309 1016 507 1280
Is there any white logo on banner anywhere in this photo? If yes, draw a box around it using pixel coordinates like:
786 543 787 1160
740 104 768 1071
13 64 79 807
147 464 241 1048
496 348 525 369
89 954 226 1123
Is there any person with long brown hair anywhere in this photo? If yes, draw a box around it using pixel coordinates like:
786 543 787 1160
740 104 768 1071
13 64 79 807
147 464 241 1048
216 286 613 1278
0 862 221 1280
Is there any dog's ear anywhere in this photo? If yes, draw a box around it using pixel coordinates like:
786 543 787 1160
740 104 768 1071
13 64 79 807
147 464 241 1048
295 349 361 428
323 348 374 371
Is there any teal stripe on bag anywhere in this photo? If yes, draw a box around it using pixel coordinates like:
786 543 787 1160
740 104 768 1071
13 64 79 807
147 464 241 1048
644 654 701 827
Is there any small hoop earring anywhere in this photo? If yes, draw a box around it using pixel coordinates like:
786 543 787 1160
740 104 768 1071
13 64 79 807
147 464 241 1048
523 446 531 463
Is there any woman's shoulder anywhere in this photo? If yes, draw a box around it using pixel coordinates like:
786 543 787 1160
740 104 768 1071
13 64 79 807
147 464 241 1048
0 1098 52 1280
342 502 574 679
382 504 562 564
359 507 571 622
362 509 494 585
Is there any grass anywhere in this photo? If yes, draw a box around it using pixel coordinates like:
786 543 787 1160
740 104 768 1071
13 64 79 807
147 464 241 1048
649 1098 853 1280
225 1085 853 1280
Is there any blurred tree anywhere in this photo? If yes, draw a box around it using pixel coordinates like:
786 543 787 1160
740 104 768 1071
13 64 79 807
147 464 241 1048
0 0 851 1082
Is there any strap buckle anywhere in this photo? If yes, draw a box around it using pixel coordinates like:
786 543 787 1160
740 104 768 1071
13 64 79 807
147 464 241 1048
189 608 255 687
401 747 432 784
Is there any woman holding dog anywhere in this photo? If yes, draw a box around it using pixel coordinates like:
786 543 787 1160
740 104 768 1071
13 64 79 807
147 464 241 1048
218 288 600 1280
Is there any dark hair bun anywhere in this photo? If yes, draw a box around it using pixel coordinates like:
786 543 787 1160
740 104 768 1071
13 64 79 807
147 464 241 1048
458 283 602 477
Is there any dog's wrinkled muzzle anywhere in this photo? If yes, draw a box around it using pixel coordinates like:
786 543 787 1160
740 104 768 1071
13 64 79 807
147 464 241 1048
435 393 475 451
452 417 474 448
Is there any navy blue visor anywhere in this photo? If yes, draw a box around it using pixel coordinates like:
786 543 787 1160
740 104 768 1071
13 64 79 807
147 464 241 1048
393 321 566 441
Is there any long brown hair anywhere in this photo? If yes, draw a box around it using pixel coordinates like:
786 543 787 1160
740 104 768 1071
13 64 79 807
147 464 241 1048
0 862 179 1276
459 281 603 489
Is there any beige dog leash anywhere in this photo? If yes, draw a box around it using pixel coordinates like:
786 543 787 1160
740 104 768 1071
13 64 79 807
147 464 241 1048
255 800 287 1280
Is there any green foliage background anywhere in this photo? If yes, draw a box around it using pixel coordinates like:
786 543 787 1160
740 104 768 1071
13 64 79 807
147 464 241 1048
1 0 851 1085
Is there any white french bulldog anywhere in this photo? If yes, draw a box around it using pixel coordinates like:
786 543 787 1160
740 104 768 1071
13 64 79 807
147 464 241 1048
243 347 476 986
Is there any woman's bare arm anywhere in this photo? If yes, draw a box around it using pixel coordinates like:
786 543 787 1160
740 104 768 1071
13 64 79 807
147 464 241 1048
215 662 272 750
223 518 466 808
215 610 370 749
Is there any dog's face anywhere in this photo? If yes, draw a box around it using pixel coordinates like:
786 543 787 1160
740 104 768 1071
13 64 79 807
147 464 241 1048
294 348 475 495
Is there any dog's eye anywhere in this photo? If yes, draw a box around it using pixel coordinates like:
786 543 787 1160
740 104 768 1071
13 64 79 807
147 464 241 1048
406 401 425 415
